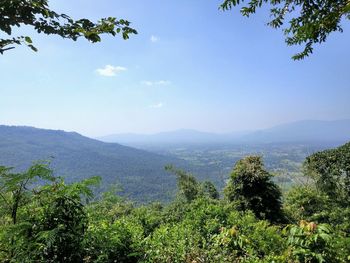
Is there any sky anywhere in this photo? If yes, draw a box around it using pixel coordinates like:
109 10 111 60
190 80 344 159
1 0 349 137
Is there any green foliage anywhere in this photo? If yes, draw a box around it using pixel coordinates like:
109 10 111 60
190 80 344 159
285 221 335 263
220 0 350 60
285 143 350 230
304 142 350 202
208 213 286 262
202 181 220 199
0 163 100 262
144 222 203 262
284 185 330 222
84 218 143 263
0 0 137 54
284 142 350 262
130 204 163 237
165 165 220 203
1 143 350 262
165 165 201 202
224 156 285 223
284 185 350 231
0 162 55 261
35 195 87 262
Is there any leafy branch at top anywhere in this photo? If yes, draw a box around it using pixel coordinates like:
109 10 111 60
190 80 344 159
220 0 350 60
0 0 137 54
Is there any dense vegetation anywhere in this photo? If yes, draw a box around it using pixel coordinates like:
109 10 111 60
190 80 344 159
1 142 349 262
3 125 341 203
0 125 190 202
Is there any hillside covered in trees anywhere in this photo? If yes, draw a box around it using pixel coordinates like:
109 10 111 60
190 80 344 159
0 142 349 262
0 125 189 202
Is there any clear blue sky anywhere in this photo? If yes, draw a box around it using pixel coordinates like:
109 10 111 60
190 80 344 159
1 0 349 137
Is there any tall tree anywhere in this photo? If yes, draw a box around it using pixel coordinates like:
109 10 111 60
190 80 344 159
0 0 137 54
221 0 350 60
224 156 284 223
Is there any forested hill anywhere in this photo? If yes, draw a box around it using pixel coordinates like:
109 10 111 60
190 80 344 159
0 125 187 202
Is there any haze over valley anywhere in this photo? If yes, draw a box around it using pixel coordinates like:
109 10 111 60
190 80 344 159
99 119 350 146
1 119 349 202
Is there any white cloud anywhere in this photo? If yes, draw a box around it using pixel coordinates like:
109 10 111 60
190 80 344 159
141 80 171 86
150 35 159 43
149 102 164 108
141 81 154 86
156 80 171 85
96 65 127 77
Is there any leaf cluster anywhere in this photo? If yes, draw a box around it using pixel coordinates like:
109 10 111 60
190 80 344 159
220 0 350 59
0 0 137 53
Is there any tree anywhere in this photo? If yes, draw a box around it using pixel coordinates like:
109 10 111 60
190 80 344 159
224 156 285 223
202 181 220 199
165 165 200 202
0 163 55 261
0 163 100 262
165 165 220 202
284 185 329 222
32 176 100 262
304 142 350 202
220 0 350 60
0 0 137 54
284 143 350 239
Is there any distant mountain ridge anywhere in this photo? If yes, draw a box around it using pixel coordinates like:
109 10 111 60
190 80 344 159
98 129 250 145
98 119 350 145
241 119 350 143
0 125 187 202
2 120 349 202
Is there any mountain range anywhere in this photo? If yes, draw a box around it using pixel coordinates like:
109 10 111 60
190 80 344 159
98 119 350 145
1 119 349 202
